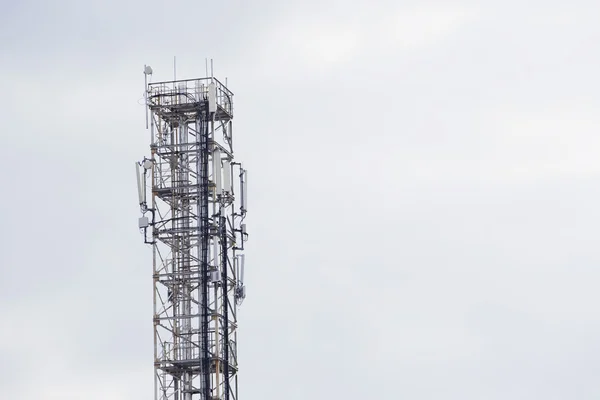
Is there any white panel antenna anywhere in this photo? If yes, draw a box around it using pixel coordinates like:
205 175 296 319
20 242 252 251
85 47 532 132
135 162 145 205
237 254 245 284
241 170 247 211
223 160 231 193
208 82 217 113
213 238 220 268
178 82 187 104
213 149 222 194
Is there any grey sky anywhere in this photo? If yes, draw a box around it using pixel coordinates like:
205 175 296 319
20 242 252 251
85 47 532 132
2 0 600 399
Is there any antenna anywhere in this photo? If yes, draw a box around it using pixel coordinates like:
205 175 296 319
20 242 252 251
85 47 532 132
235 254 246 305
214 239 219 269
135 162 144 205
237 254 245 284
240 169 247 212
223 159 231 193
208 81 217 113
173 56 176 81
143 64 153 129
213 148 222 193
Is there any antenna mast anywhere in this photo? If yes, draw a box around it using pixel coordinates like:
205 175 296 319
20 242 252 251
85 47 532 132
136 64 248 400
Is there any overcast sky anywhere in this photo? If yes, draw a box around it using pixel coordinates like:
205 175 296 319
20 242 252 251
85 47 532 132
2 0 600 399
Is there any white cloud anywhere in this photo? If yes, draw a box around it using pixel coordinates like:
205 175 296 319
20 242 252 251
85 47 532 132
475 105 600 181
4 1 600 399
376 6 479 50
251 4 479 78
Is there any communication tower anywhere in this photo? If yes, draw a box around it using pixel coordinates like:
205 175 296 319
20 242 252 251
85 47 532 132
136 64 249 400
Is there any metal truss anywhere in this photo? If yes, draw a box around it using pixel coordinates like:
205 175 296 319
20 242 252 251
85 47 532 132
136 73 248 400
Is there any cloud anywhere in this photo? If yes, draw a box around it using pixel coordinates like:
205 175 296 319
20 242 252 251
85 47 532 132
250 4 478 78
377 5 479 50
3 1 600 400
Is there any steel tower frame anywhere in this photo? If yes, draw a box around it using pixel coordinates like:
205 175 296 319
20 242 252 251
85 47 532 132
136 68 248 400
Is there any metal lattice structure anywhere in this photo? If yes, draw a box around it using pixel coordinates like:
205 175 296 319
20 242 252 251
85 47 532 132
136 66 248 400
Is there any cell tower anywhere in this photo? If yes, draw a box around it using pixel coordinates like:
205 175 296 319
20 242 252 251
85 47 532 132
136 64 248 400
